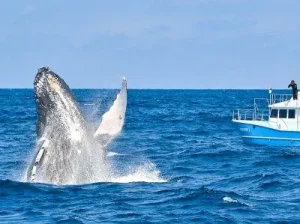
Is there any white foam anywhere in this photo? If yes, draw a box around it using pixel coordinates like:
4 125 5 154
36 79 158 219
223 196 238 203
110 162 167 183
107 151 121 157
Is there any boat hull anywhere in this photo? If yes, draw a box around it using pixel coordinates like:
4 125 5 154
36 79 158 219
236 122 300 146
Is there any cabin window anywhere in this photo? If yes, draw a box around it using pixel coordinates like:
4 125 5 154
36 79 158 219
279 109 287 118
288 109 296 119
270 109 278 118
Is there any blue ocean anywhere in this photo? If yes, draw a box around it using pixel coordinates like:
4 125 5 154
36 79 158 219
1 89 300 223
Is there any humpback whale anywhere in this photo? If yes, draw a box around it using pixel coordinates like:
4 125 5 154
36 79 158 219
27 67 127 185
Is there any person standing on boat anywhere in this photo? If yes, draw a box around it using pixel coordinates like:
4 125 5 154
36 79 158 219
288 80 298 100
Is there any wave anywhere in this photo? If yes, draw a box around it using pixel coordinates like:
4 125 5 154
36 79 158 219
223 196 251 206
164 186 251 208
223 196 238 203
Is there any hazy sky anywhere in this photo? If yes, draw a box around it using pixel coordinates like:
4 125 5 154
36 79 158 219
0 0 299 89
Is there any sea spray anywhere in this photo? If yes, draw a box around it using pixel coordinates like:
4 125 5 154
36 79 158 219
111 162 167 183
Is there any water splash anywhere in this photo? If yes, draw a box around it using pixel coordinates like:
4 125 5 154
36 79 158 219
107 151 122 157
110 162 167 183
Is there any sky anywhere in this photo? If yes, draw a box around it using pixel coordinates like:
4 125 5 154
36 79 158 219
0 0 300 89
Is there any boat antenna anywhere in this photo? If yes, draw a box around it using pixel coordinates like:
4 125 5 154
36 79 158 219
269 88 272 105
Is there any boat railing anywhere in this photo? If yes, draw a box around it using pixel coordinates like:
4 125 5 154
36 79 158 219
232 109 269 121
254 98 269 111
270 94 292 104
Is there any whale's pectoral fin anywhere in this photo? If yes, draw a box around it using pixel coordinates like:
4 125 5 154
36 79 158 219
94 78 127 145
27 139 49 181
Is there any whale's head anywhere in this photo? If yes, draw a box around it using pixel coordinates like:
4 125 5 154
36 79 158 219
34 67 72 106
34 67 83 138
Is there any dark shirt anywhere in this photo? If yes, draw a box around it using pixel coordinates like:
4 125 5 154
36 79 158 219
288 83 298 94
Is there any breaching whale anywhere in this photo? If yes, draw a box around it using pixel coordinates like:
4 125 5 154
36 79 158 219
26 67 127 184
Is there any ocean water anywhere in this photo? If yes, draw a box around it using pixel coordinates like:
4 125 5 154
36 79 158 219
1 89 300 223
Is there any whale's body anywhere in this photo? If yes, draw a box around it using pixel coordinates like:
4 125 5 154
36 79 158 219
27 67 127 185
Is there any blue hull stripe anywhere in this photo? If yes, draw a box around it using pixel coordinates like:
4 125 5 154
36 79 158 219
236 122 300 146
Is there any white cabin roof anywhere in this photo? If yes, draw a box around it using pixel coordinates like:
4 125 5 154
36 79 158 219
270 98 300 109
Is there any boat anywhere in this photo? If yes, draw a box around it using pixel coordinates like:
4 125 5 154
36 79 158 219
232 89 300 146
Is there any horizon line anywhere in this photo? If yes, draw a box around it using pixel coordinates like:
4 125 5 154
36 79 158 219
0 88 292 91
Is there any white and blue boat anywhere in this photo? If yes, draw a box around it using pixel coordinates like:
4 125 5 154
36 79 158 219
233 90 300 146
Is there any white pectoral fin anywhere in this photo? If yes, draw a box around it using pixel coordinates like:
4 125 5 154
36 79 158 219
94 78 127 140
28 139 49 182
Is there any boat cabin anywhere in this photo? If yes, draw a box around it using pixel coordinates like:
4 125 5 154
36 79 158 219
269 100 299 131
